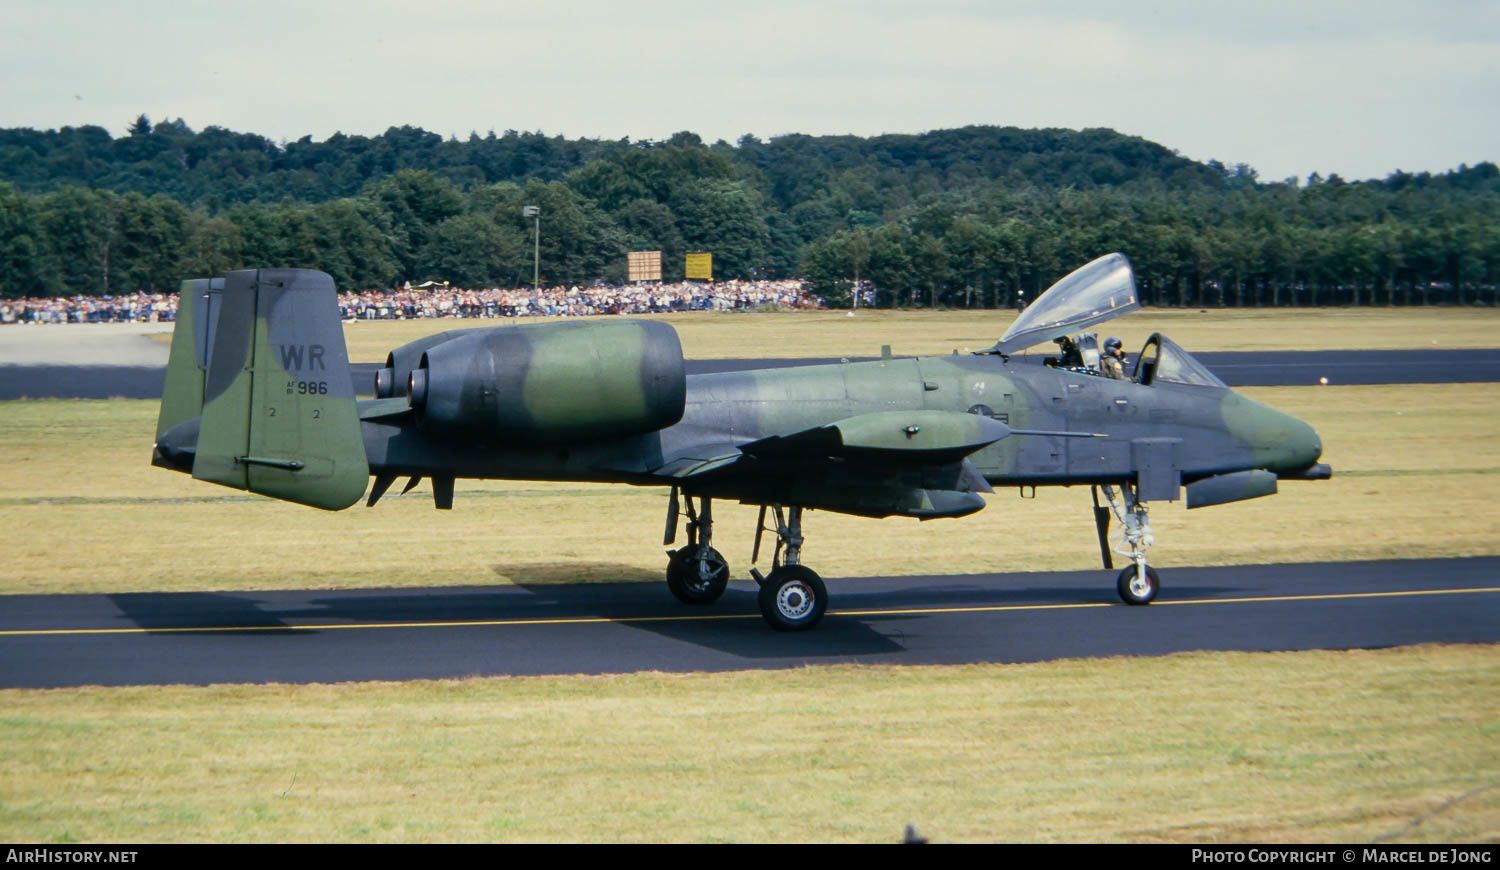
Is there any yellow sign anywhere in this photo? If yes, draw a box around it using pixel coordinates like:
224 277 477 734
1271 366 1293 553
685 252 713 282
627 250 662 282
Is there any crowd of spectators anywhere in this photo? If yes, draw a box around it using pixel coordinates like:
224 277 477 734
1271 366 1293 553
0 293 176 324
0 279 821 325
338 279 818 320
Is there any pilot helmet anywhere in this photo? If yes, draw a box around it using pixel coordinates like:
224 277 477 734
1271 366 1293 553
1104 336 1123 353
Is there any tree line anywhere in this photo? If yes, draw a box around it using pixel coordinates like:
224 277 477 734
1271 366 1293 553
0 116 1496 305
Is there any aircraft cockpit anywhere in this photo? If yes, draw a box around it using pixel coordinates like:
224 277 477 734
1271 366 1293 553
989 252 1227 389
1043 331 1102 373
1133 333 1226 388
1040 330 1226 388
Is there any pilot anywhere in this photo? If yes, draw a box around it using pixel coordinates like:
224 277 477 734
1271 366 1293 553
1101 336 1128 380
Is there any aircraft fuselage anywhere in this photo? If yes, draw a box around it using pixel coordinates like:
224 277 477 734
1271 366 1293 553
352 352 1321 517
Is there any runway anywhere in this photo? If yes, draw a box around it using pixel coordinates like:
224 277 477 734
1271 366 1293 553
2 557 1496 688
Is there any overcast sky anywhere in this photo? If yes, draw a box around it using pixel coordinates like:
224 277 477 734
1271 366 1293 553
3 0 1495 183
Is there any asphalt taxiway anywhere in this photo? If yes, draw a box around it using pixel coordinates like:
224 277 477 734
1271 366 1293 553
2 558 1495 688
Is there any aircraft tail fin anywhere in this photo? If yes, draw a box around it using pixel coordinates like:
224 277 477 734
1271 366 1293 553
186 268 369 510
155 277 217 441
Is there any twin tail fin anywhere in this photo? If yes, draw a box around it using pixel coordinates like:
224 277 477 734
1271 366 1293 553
153 268 368 510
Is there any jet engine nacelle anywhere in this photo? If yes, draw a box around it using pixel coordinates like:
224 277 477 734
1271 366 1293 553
405 319 686 445
374 329 469 399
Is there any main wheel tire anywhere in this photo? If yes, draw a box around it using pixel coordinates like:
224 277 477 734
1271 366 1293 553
1116 563 1160 605
757 565 827 631
666 545 729 604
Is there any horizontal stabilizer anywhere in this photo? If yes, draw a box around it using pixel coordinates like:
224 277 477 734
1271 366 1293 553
358 397 413 422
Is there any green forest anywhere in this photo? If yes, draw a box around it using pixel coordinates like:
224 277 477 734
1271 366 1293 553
1 115 1496 306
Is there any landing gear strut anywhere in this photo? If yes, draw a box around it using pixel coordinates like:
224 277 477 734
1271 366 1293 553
750 505 827 631
1094 483 1160 605
663 488 729 604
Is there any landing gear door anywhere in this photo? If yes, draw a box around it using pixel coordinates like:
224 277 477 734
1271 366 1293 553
1132 437 1181 502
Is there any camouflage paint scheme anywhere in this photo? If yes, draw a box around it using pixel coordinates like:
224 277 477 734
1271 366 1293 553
152 261 1327 625
154 267 1323 519
154 269 367 511
350 353 1317 512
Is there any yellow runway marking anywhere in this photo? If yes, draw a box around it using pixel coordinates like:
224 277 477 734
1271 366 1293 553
838 586 1500 617
1 586 1497 638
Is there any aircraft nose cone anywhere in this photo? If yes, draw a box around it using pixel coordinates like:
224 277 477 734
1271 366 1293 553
1282 415 1323 472
1222 394 1322 473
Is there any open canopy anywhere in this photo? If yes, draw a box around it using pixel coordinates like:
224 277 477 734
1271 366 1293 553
990 253 1139 355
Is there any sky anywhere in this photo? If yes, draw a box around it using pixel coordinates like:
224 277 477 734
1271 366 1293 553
3 0 1496 183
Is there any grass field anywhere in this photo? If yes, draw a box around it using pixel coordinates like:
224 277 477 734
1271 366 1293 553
2 646 1496 843
3 307 1498 843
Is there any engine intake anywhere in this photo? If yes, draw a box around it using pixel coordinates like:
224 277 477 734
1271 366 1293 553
406 319 686 444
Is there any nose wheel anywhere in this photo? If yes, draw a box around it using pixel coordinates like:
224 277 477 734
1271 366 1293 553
1116 563 1160 605
1095 484 1161 605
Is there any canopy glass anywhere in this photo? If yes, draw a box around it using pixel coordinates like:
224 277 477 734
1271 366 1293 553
991 253 1139 355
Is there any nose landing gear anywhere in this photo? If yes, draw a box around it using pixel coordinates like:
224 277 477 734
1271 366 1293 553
1115 562 1160 605
1094 484 1160 605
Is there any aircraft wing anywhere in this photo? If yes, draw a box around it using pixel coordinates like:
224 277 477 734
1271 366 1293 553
648 410 1007 519
652 443 745 479
738 409 1010 463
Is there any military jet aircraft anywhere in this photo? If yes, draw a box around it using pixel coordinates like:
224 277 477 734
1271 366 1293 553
152 254 1330 630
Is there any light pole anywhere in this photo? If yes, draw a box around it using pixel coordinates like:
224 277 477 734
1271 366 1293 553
522 205 540 293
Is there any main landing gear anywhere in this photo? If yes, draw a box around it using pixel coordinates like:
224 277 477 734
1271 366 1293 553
662 491 827 630
1092 483 1160 605
748 505 826 632
663 488 730 604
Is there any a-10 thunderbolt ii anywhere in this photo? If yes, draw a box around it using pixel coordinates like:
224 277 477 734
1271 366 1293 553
151 253 1330 630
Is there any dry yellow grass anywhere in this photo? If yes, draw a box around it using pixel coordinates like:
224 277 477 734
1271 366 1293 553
0 381 1496 594
1 645 1495 843
337 306 1500 363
